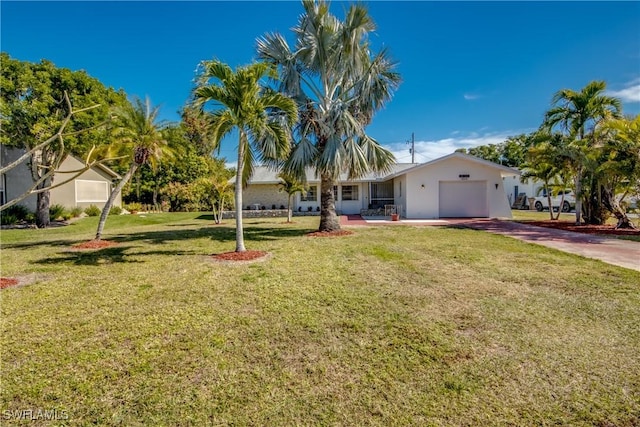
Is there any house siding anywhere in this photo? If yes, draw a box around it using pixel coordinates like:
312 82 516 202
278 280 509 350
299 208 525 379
51 156 121 210
403 157 512 219
1 146 121 211
243 184 288 210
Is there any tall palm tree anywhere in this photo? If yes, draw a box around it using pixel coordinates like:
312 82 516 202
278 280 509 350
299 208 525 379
257 0 401 232
542 80 621 224
192 60 297 252
95 97 168 240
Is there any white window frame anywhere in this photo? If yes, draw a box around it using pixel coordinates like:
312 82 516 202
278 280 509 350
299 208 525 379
301 185 318 202
75 179 109 203
341 185 359 201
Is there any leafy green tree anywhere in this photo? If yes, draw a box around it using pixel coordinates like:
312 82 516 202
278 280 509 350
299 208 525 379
257 0 401 232
467 144 502 164
278 173 306 223
542 80 622 225
192 60 297 252
95 97 168 240
0 53 127 226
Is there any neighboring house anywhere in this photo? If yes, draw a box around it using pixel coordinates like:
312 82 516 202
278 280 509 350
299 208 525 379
243 152 520 219
1 146 122 212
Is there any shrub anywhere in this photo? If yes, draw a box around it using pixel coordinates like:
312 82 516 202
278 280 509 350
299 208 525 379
280 205 285 210
2 205 30 221
316 206 320 212
49 204 67 221
109 206 123 216
84 205 101 217
272 204 276 210
124 202 142 213
307 206 313 212
1 214 18 226
70 207 84 218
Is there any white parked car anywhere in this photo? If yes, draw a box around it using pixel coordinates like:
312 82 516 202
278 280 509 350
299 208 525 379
534 189 575 212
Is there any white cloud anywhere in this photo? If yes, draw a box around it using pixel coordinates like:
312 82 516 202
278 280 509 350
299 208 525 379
463 93 480 101
385 130 524 164
606 79 640 103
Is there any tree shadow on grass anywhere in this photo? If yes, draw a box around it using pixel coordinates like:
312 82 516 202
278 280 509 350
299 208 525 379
108 224 311 245
34 247 199 266
3 223 312 250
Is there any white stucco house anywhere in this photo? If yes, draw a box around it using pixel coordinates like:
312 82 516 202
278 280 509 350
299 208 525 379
242 152 520 219
1 146 122 212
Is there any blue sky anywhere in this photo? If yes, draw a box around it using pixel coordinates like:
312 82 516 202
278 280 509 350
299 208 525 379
2 1 639 165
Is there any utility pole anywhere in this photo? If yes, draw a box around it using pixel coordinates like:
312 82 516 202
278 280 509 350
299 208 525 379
406 132 415 163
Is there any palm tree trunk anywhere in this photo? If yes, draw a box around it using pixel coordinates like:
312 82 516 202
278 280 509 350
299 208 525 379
319 173 340 232
601 186 636 229
574 168 583 225
95 163 137 240
287 194 293 223
234 136 246 252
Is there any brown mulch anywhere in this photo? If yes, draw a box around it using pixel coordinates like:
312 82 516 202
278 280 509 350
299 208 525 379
72 240 119 250
1 277 20 289
523 220 640 236
306 230 354 237
211 250 269 262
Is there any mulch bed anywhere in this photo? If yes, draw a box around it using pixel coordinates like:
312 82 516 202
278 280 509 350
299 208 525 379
211 250 269 262
523 220 640 236
306 230 354 237
1 277 20 289
71 240 119 250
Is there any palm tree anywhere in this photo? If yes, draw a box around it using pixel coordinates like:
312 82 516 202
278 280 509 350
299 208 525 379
542 80 621 224
192 60 297 252
278 173 306 223
522 132 572 220
257 0 401 232
94 97 168 240
593 114 640 229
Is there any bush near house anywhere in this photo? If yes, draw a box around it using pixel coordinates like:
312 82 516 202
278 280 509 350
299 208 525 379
84 205 101 217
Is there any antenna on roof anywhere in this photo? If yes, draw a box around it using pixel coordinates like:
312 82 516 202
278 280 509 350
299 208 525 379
406 132 415 163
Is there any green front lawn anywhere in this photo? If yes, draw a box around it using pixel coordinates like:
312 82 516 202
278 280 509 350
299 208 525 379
2 213 639 425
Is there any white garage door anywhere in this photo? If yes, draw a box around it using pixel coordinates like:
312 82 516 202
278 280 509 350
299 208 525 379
439 181 488 217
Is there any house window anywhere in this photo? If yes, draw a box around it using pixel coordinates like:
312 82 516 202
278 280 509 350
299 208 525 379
341 185 359 201
301 185 318 201
76 180 109 202
370 181 393 208
333 186 339 200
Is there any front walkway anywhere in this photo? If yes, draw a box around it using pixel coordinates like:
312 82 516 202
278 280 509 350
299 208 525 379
340 215 640 272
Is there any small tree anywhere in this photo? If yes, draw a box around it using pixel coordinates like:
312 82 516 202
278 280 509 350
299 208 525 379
278 173 306 223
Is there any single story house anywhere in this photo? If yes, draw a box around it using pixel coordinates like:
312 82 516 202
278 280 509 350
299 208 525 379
242 152 520 219
1 145 122 212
